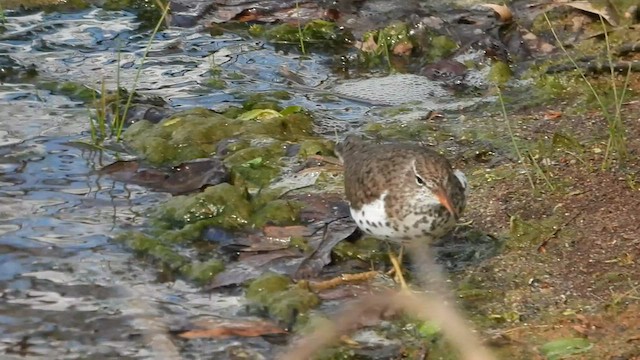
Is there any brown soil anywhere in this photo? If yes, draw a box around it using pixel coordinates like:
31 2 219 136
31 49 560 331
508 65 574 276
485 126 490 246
456 97 640 359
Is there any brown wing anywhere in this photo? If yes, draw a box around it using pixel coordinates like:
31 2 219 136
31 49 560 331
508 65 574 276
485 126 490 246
342 141 415 210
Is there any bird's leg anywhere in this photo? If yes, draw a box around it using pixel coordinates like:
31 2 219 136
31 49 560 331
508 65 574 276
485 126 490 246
387 244 409 290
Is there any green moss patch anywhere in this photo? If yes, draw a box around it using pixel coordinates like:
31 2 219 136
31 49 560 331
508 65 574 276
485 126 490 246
122 104 314 187
249 20 353 53
246 273 320 325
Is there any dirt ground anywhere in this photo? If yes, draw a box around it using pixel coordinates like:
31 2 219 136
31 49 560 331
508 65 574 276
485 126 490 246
454 95 640 359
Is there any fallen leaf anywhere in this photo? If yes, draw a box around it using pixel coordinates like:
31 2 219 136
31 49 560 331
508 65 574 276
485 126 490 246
571 324 589 336
97 158 229 195
560 0 619 26
520 29 556 54
356 36 379 53
481 4 513 23
205 249 302 289
264 225 312 239
179 319 287 339
544 110 563 120
392 41 413 56
627 334 640 342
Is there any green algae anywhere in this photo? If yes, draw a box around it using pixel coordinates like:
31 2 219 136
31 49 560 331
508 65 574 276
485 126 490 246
250 199 302 228
298 138 335 157
183 259 225 285
363 22 413 56
40 81 98 103
204 78 226 90
354 22 458 71
224 143 285 188
488 61 513 85
246 273 320 325
122 106 315 188
289 236 311 252
153 183 252 229
119 232 225 284
332 236 386 264
118 183 304 283
252 20 353 52
424 35 458 62
124 168 304 269
102 0 168 29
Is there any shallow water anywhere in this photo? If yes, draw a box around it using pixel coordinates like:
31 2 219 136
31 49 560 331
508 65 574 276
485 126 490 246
0 6 494 359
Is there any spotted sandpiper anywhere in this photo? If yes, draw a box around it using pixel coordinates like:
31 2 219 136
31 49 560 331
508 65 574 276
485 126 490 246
335 135 468 287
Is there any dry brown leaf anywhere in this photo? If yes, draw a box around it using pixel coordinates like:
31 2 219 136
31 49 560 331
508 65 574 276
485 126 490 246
558 0 619 26
624 5 638 20
392 41 413 56
544 110 563 120
481 4 513 23
179 320 287 339
627 334 640 342
356 36 379 53
263 225 311 239
520 29 556 54
571 325 590 336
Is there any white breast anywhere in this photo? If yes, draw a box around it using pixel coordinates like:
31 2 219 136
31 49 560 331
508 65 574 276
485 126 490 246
350 191 398 240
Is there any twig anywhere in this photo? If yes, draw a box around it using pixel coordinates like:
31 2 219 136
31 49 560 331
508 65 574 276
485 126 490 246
536 212 581 253
308 271 379 292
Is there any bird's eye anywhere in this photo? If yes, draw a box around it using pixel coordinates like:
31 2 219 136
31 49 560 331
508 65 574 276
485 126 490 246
415 175 426 186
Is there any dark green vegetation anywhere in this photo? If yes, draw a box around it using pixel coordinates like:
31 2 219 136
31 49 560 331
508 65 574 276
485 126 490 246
116 97 317 285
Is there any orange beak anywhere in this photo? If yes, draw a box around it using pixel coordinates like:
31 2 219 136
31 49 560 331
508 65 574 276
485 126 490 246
434 188 458 219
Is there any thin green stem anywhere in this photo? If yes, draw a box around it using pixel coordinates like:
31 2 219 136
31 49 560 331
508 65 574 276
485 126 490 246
380 34 392 73
543 13 609 118
296 1 306 55
100 79 107 138
496 86 535 190
545 13 629 168
119 0 171 140
113 46 122 138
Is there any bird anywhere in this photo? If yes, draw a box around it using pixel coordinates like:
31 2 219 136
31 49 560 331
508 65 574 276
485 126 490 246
334 135 468 288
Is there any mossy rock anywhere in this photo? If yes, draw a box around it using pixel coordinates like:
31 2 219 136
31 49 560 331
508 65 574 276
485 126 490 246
224 143 285 188
246 273 292 301
257 20 353 52
298 139 335 158
118 232 224 284
182 259 225 285
153 183 252 229
332 236 387 264
425 35 458 62
246 273 320 325
123 107 314 168
251 199 303 228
